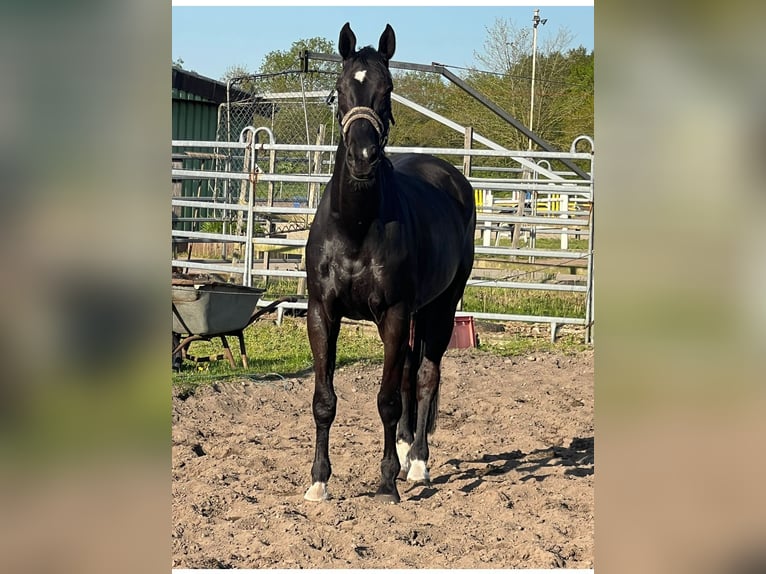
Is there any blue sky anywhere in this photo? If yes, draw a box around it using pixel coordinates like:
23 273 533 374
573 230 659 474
172 5 594 81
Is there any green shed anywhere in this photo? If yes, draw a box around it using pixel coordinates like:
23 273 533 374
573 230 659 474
172 66 229 143
172 67 233 235
171 67 274 237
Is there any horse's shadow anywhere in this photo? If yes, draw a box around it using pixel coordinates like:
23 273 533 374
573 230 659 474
406 436 594 495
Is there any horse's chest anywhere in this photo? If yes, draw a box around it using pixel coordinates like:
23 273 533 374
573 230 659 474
338 255 388 295
329 250 404 319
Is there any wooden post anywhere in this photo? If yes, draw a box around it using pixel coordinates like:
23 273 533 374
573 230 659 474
462 126 473 177
307 124 325 212
511 168 527 250
459 126 474 312
482 189 493 247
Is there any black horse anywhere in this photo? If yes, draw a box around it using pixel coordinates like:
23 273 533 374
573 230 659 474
304 23 476 503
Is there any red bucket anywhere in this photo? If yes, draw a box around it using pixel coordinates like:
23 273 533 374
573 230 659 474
448 316 477 349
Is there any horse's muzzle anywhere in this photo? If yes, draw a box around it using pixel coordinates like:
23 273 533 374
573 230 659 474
346 143 380 182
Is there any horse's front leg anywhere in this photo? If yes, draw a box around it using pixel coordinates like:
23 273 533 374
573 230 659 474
375 306 409 503
304 300 341 501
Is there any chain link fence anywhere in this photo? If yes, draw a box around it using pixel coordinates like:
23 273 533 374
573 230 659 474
174 73 338 254
215 70 468 199
218 92 337 205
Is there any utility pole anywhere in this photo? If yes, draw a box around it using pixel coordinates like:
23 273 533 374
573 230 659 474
514 8 548 250
528 8 547 151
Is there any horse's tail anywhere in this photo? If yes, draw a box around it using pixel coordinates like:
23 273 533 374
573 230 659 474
397 314 416 438
403 339 419 437
426 368 440 435
409 317 442 436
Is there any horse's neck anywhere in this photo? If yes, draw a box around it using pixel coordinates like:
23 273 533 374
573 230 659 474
330 141 382 239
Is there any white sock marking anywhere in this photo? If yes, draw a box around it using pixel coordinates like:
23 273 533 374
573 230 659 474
396 439 411 472
407 459 430 482
304 481 328 501
354 69 367 83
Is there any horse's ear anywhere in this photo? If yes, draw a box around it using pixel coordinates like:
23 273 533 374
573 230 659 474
378 24 396 62
338 22 356 60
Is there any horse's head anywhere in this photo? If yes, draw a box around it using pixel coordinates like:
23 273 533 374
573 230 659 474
336 22 396 183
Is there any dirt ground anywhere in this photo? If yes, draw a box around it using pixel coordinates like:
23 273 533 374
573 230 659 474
172 337 594 569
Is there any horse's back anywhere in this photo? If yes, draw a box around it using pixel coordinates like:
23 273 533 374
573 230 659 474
386 153 475 310
390 153 475 223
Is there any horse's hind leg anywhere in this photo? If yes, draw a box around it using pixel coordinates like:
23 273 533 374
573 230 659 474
406 300 458 483
305 300 341 501
406 356 442 483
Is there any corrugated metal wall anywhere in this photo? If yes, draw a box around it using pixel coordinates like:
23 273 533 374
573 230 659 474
172 90 218 142
172 90 220 232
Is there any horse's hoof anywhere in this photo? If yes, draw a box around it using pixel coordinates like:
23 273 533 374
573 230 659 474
406 460 430 483
374 491 400 504
304 482 328 501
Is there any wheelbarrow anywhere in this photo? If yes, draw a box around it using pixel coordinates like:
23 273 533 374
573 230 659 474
172 278 296 370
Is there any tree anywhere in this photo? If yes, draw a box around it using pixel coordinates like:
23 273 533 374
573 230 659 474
389 71 457 148
221 64 252 87
559 46 594 143
220 37 339 95
258 37 339 94
475 17 533 74
469 17 592 151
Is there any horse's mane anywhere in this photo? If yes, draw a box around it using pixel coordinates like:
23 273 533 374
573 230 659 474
355 46 377 59
352 46 386 66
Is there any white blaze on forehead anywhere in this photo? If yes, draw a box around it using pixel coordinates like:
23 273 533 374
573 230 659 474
354 69 367 83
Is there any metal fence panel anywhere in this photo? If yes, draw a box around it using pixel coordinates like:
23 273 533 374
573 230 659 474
171 136 594 342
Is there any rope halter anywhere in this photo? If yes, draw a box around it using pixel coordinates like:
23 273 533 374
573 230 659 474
339 106 387 148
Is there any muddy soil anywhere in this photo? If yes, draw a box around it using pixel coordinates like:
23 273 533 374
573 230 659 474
172 345 593 569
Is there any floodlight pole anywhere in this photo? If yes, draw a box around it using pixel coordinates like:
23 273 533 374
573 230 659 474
529 8 547 151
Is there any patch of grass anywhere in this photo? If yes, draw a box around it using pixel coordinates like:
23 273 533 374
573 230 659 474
172 313 591 396
463 287 585 318
172 317 383 389
254 277 302 298
532 236 589 251
479 235 589 252
477 330 589 357
173 258 589 394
